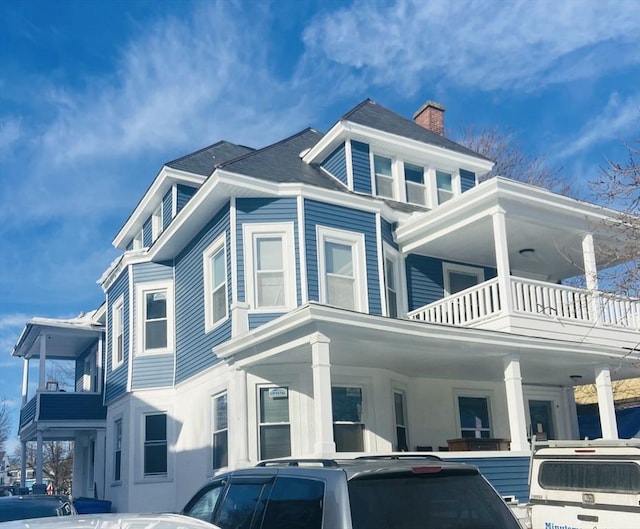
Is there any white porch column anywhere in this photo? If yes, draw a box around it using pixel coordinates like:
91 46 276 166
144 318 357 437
231 302 250 338
503 356 529 451
96 336 104 394
311 332 336 456
38 334 47 391
20 442 27 487
230 366 250 466
582 233 601 323
595 366 618 439
492 208 513 314
563 387 580 439
21 358 29 406
35 430 43 484
94 430 106 499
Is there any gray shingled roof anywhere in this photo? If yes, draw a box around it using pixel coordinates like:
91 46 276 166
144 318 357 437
166 141 255 176
342 99 493 162
218 129 347 191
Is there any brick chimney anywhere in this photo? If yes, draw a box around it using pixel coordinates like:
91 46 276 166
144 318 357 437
413 101 446 135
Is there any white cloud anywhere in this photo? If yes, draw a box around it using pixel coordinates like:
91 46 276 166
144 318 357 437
303 0 640 93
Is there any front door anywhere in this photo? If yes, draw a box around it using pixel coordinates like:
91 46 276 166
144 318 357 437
528 400 555 441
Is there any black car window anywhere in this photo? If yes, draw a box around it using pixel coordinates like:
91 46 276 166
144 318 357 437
214 481 270 529
348 472 520 529
183 481 225 523
261 476 325 529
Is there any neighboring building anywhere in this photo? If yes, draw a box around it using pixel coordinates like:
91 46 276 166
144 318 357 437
12 99 640 512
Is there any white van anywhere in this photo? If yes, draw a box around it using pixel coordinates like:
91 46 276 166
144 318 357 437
528 439 640 529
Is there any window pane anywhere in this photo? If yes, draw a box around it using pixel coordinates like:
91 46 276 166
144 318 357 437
146 414 167 441
436 171 452 191
257 271 285 306
212 285 227 322
144 444 167 474
406 182 426 205
404 163 423 183
257 237 283 270
459 397 490 431
262 477 324 529
185 483 224 523
539 461 640 493
213 431 228 469
325 242 353 276
332 387 362 422
145 320 167 349
394 393 405 425
376 175 394 198
449 271 479 294
260 388 290 422
146 292 167 319
260 425 292 459
374 155 392 176
215 483 265 529
327 276 355 310
334 424 364 452
215 394 228 430
212 250 225 287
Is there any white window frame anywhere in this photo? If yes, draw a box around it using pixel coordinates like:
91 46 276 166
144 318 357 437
133 229 144 250
454 389 494 439
212 392 228 470
442 262 485 296
113 418 123 484
258 385 291 460
383 244 405 317
203 234 228 332
243 223 297 312
111 296 125 369
372 153 395 199
135 280 174 356
151 204 163 242
332 385 366 452
317 226 368 313
393 389 409 451
403 162 427 206
142 412 168 479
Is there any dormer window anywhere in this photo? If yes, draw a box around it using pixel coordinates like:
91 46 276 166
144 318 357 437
373 155 394 198
436 171 453 204
152 204 163 242
404 163 426 206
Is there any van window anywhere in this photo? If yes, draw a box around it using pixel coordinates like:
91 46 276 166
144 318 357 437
183 481 225 523
262 477 324 529
539 461 640 493
215 482 270 529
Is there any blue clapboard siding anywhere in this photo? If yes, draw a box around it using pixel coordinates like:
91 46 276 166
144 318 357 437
304 199 382 315
351 140 372 194
449 456 530 503
460 169 476 193
142 216 152 247
20 397 37 427
381 218 397 249
321 144 348 186
105 269 130 405
235 197 301 308
163 189 173 229
175 203 232 384
406 254 497 311
38 393 107 422
177 184 197 213
130 261 176 388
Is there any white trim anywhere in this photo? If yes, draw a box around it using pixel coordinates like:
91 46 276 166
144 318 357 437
257 383 292 460
442 262 485 296
243 222 297 312
135 279 175 356
171 184 178 219
316 226 368 313
376 215 387 316
297 195 308 304
151 203 163 242
111 295 125 370
203 233 229 333
345 139 354 190
383 243 406 317
230 198 238 304
135 406 174 483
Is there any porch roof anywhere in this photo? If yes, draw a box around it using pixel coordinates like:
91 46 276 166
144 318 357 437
214 303 640 387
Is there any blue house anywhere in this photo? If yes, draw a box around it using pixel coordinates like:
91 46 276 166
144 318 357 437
12 99 639 512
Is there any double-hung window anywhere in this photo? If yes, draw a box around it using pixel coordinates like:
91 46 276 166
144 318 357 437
203 236 228 331
458 396 491 438
332 386 364 452
373 155 394 198
212 393 228 469
394 391 409 451
404 163 426 206
144 413 167 476
136 280 174 355
114 419 122 482
436 170 454 204
443 263 484 296
317 227 368 312
259 387 291 460
112 297 124 368
243 223 296 311
383 245 403 318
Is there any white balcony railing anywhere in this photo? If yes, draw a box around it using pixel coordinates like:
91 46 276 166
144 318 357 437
408 276 640 330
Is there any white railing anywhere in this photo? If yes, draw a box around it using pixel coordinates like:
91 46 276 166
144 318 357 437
408 276 640 330
408 277 501 325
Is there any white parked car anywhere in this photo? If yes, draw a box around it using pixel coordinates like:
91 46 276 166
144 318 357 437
0 512 220 529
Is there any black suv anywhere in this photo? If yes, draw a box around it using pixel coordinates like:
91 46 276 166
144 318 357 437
182 455 521 529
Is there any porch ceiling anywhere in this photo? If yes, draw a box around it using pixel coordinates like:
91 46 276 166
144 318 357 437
219 304 639 387
13 321 103 360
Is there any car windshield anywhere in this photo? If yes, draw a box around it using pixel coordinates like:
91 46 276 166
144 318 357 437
348 471 520 529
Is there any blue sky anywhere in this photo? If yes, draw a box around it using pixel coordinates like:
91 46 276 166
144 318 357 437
0 0 639 452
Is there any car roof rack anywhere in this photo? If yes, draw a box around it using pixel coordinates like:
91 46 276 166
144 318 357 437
354 454 443 462
256 458 341 468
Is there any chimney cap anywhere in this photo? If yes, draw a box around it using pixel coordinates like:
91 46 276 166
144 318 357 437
413 100 446 120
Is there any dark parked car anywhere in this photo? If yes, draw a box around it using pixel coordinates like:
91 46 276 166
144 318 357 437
0 495 76 522
182 455 521 529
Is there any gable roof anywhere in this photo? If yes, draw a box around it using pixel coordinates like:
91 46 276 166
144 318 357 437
166 140 254 176
218 128 347 191
342 99 493 162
